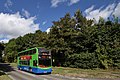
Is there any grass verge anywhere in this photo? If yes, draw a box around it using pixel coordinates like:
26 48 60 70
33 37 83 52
52 67 120 79
0 63 13 80
9 63 120 79
0 71 12 80
10 63 17 67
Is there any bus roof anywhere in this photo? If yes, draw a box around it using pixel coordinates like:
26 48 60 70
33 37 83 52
18 47 45 54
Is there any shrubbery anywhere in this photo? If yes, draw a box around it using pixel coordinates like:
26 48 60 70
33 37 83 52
2 10 120 69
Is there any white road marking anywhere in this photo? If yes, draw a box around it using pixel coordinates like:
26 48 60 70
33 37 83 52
5 72 16 80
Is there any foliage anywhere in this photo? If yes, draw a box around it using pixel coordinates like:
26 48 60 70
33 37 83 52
0 43 4 62
4 39 17 62
67 52 99 69
3 9 120 69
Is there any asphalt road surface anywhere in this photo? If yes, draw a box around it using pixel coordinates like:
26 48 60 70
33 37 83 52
0 63 119 80
0 63 81 80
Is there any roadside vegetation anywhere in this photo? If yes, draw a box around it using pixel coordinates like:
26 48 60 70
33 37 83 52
0 73 12 80
52 67 120 79
0 65 12 80
0 9 120 70
0 72 12 80
9 63 120 79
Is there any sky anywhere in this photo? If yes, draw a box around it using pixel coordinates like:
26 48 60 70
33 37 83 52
0 0 120 43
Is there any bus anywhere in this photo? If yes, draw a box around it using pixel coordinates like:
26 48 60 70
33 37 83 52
17 47 52 74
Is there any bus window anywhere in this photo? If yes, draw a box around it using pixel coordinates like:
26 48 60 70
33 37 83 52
23 52 25 55
21 53 23 56
25 52 27 55
27 60 30 65
30 50 32 55
27 51 29 55
33 49 36 53
31 50 33 54
33 60 37 66
38 48 48 54
39 58 51 67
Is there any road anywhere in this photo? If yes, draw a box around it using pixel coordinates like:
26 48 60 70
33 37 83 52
0 63 82 80
0 63 119 80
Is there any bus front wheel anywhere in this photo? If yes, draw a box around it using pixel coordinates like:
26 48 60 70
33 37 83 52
29 67 32 72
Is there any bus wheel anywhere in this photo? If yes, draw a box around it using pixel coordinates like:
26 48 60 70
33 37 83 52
18 68 22 70
48 72 51 74
29 67 32 72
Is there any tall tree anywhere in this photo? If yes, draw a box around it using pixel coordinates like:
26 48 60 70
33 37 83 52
0 42 4 62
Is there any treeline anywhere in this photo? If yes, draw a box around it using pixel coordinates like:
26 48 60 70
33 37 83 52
1 10 120 69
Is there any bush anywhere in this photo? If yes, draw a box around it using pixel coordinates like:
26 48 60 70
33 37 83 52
68 52 99 69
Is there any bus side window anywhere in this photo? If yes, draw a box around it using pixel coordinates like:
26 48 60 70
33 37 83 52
33 49 36 53
23 52 24 56
26 51 27 55
28 60 30 65
29 50 32 55
28 51 30 55
31 50 33 54
22 53 24 56
25 52 27 55
24 52 26 55
33 60 37 66
19 61 21 64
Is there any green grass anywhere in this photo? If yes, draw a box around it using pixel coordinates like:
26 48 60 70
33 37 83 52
0 63 14 80
0 71 12 80
10 63 17 67
52 67 120 79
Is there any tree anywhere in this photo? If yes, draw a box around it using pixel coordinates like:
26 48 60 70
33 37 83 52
3 9 120 69
0 42 4 62
4 39 17 62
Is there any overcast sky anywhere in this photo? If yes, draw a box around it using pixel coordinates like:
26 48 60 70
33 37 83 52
0 0 120 43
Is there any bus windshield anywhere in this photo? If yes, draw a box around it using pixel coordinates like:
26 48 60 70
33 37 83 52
38 58 51 67
38 48 49 54
38 48 51 67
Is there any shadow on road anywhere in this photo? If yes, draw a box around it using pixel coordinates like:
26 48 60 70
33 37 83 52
21 70 51 75
35 72 51 75
0 63 15 76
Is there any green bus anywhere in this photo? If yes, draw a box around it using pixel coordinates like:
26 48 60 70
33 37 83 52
17 47 52 74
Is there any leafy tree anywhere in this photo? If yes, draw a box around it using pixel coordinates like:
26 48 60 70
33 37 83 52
0 42 4 62
3 9 120 69
4 39 17 62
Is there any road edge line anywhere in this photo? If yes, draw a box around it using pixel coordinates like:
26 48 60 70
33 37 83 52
4 72 15 80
